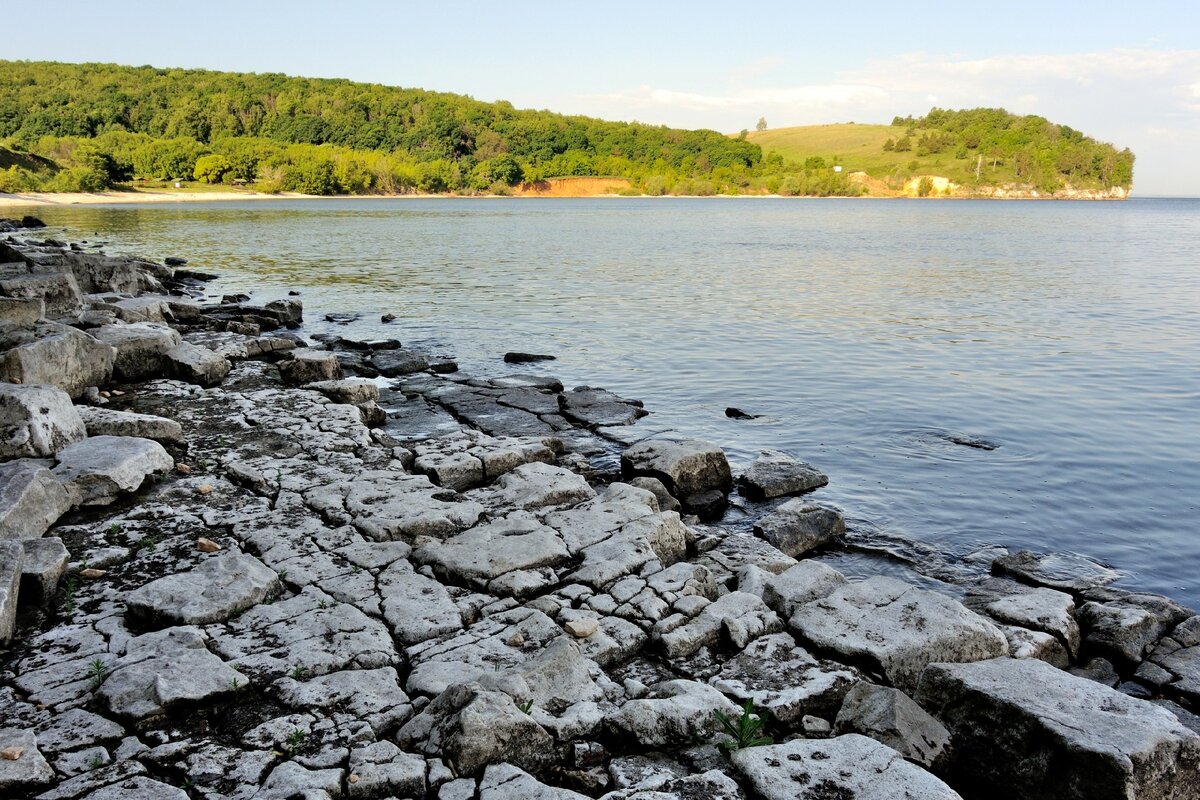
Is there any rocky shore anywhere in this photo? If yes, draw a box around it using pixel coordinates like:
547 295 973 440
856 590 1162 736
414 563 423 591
0 215 1198 800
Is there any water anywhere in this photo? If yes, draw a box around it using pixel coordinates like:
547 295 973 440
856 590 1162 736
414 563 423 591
11 197 1200 605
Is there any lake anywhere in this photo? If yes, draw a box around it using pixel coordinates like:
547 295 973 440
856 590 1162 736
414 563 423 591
11 197 1200 606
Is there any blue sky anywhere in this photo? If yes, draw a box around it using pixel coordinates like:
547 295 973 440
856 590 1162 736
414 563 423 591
4 1 1199 193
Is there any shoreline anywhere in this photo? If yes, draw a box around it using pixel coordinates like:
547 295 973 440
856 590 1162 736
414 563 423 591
0 220 1196 798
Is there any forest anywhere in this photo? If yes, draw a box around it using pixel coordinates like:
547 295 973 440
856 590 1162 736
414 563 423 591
0 61 1132 196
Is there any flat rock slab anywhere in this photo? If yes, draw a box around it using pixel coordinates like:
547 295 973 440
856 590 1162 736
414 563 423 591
372 348 429 376
93 322 181 381
166 341 231 386
738 450 829 500
305 378 379 404
0 322 115 398
279 348 343 385
559 386 647 428
77 405 184 445
752 500 844 557
0 728 55 792
415 512 570 585
916 657 1200 800
53 435 174 505
0 459 72 539
790 576 1008 692
992 549 1120 592
609 679 739 747
479 763 588 800
0 382 86 460
731 734 963 800
621 436 732 497
97 626 243 720
125 553 280 627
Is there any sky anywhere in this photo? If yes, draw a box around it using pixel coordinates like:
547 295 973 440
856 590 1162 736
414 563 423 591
3 1 1199 194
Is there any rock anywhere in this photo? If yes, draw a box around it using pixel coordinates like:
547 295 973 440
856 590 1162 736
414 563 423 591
505 352 556 363
96 626 243 720
738 450 829 500
917 657 1200 800
372 349 429 376
743 561 848 618
0 459 73 539
0 541 22 645
1077 591 1192 665
970 584 1080 658
710 633 860 726
165 341 231 386
730 734 962 800
566 618 599 638
560 386 647 428
76 406 184 445
256 761 342 799
92 322 181 381
469 462 596 511
0 296 45 326
0 272 83 318
0 729 55 792
377 560 463 645
415 512 570 587
752 500 844 557
658 591 782 658
264 297 303 328
790 576 1009 692
0 322 115 397
1148 643 1200 708
622 437 732 498
398 683 555 774
19 537 69 603
992 549 1120 592
125 553 280 627
0 382 86 459
479 763 589 800
681 488 728 521
305 378 380 404
834 682 950 767
275 667 413 736
608 679 739 747
628 476 680 512
346 741 425 798
196 537 221 553
279 348 344 386
53 435 174 505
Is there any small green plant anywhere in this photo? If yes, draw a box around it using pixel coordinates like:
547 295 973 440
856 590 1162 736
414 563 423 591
290 665 307 680
714 700 772 752
138 533 162 551
278 569 288 581
285 729 307 751
86 658 109 686
107 522 123 536
316 599 329 609
86 754 104 771
60 576 78 616
517 699 534 714
228 677 242 692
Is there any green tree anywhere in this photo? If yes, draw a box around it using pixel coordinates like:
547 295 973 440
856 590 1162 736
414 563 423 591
755 117 768 132
193 154 232 183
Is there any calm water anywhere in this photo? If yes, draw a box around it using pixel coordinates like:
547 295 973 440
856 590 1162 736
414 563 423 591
12 198 1200 605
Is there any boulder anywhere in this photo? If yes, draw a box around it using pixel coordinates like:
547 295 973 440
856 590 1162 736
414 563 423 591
53 435 174 505
279 348 343 385
657 591 782 658
738 450 829 500
0 382 86 460
790 576 1008 692
0 296 45 326
1078 592 1193 665
371 349 429 376
622 437 732 498
741 560 848 618
969 584 1080 658
347 741 425 798
305 378 380 404
0 540 22 644
730 735 962 800
0 459 73 538
274 667 413 737
833 682 950 767
752 500 844 557
479 763 588 800
0 728 55 792
0 322 114 397
125 553 280 627
608 679 739 747
77 405 184 445
96 626 243 720
93 322 182 381
19 537 69 604
0 271 83 318
917 657 1200 800
165 341 231 386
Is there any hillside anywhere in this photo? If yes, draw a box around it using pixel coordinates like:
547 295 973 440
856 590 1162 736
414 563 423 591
749 110 1133 197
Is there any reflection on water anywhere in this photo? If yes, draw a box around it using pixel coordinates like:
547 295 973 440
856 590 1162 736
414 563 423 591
14 197 1200 605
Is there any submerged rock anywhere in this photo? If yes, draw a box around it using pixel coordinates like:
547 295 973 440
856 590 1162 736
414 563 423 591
992 549 1120 592
738 450 828 500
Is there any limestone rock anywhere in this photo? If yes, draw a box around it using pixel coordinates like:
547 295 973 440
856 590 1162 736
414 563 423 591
917 657 1200 800
415 512 570 586
305 378 380 404
377 560 463 644
738 450 828 500
834 682 950 767
125 553 280 627
92 322 181 381
790 576 1008 691
992 549 1120 592
0 382 86 459
608 679 739 747
0 541 22 644
970 584 1080 658
0 459 73 539
731 734 962 800
752 500 844 557
479 763 589 800
371 348 429 376
0 728 55 792
0 272 82 318
279 348 343 385
658 591 782 658
77 405 184 445
621 436 731 498
274 667 413 736
470 462 596 511
165 341 231 386
20 537 69 604
742 561 848 618
0 296 45 326
53 435 174 505
347 740 425 798
0 322 115 398
560 386 647 428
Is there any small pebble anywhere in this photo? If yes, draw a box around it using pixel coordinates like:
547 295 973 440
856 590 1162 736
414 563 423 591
505 632 525 647
1 746 23 760
80 568 107 579
176 463 192 475
197 484 213 495
197 537 221 553
565 618 599 638
348 774 359 784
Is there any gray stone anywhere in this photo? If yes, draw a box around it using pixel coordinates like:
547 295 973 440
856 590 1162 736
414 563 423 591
628 476 680 512
0 296 45 326
256 761 343 799
280 348 343 385
1078 592 1192 665
479 763 589 800
752 500 844 557
96 626 243 720
738 450 829 500
0 729 58 792
305 378 380 404
415 512 570 585
20 537 69 603
622 436 731 498
917 657 1200 800
0 459 73 539
608 679 739 747
560 386 646 428
0 322 115 398
372 349 429 376
0 382 86 459
377 560 463 644
974 585 1080 657
992 549 1120 592
274 667 413 736
790 576 1008 692
0 272 82 318
658 591 782 658
347 740 425 798
731 734 962 800
0 541 22 644
125 553 280 627
834 682 950 767
53 436 174 505
469 462 596 511
76 406 184 445
165 341 231 386
1150 644 1200 708
742 561 848 618
92 322 181 381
